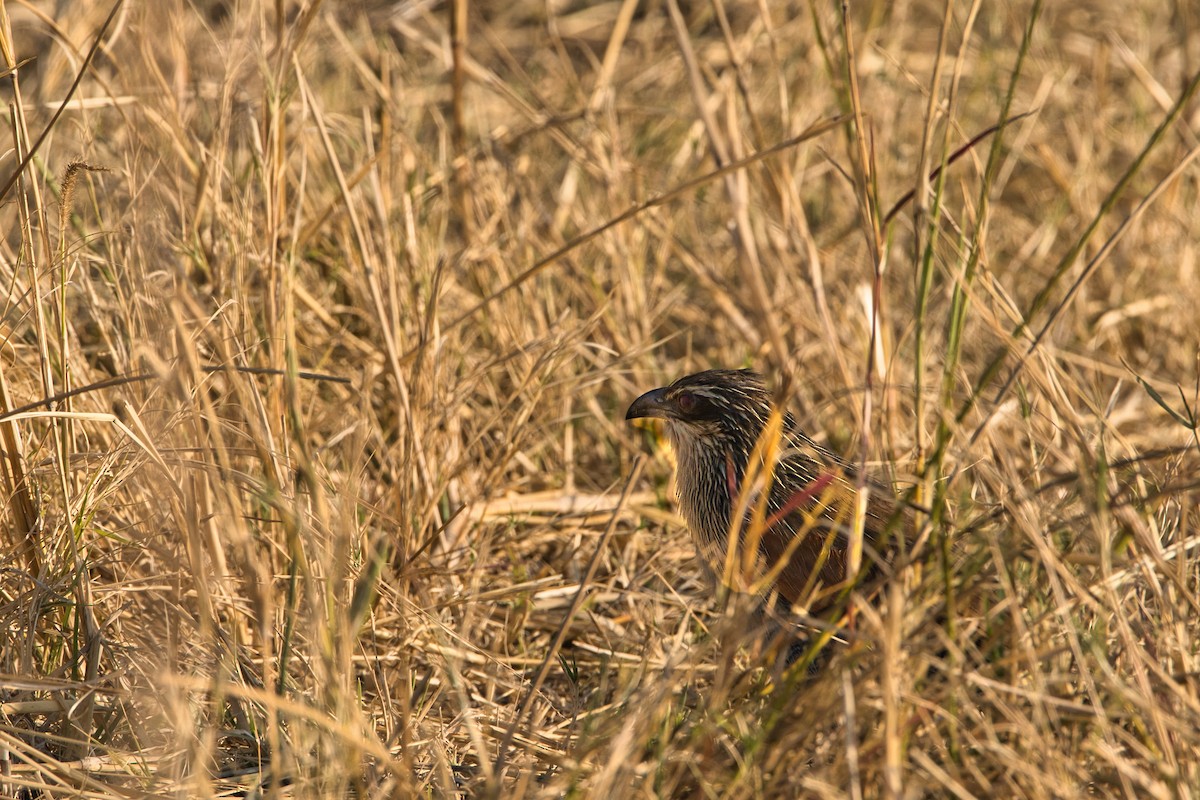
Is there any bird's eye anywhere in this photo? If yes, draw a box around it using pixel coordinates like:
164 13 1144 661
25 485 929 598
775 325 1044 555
676 391 698 413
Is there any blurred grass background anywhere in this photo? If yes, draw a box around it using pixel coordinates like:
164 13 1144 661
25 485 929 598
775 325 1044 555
1 0 1199 796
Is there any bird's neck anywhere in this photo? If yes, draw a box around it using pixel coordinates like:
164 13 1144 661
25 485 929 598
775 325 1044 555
665 422 756 545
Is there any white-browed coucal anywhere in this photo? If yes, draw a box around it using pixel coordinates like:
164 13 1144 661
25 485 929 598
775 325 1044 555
626 369 907 612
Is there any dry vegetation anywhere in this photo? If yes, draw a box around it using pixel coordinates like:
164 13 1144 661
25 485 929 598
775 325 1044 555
2 0 1199 796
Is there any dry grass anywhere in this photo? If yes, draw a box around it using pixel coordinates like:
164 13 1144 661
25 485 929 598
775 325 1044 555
2 0 1199 797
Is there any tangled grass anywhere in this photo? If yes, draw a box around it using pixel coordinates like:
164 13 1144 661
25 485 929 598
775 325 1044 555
1 0 1198 796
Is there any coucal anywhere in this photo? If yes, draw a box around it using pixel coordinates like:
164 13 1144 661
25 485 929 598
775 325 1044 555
627 369 908 612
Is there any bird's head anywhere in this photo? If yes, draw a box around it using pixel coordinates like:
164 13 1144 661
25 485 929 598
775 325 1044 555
625 369 779 453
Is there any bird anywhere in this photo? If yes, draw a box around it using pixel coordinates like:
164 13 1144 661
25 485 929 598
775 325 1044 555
626 369 907 613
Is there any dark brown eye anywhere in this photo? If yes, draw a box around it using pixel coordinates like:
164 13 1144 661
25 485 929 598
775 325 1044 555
676 392 698 413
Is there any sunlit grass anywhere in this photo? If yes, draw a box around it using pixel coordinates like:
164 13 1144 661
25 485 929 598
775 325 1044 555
1 0 1197 797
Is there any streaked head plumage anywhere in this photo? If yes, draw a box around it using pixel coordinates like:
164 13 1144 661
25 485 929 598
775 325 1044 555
626 369 774 437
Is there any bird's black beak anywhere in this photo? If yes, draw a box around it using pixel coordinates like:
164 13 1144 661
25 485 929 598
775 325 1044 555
626 387 670 421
